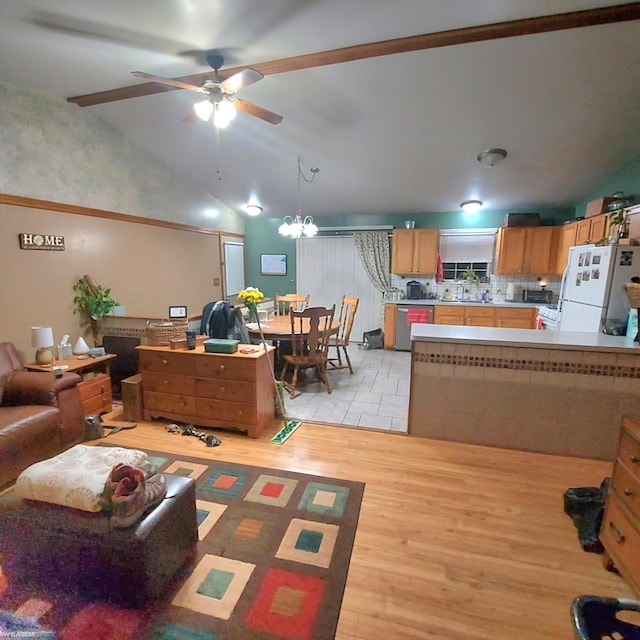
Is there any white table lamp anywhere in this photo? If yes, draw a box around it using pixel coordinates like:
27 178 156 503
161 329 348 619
31 326 55 365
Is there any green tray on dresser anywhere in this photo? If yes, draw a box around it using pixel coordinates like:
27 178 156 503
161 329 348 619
203 338 240 354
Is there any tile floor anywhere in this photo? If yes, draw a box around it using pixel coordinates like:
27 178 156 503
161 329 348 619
282 346 411 432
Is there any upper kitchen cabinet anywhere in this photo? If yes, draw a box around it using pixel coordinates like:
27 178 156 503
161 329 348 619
575 213 609 245
551 222 577 275
391 229 438 275
494 226 554 275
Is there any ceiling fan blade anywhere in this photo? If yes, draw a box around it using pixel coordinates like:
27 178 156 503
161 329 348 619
69 3 640 107
131 71 204 94
234 99 283 125
219 68 264 93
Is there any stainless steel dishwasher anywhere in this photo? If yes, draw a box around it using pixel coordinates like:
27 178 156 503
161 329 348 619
395 305 434 350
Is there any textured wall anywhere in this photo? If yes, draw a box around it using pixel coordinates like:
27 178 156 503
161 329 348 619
0 81 242 234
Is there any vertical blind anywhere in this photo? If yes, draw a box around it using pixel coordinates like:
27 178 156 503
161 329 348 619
296 236 383 342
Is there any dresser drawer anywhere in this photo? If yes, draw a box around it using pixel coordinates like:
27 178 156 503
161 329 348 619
82 393 112 416
601 496 640 593
612 461 640 519
195 377 255 403
197 398 256 425
78 374 111 402
193 356 255 381
143 390 197 415
618 427 640 484
141 371 196 396
138 351 194 376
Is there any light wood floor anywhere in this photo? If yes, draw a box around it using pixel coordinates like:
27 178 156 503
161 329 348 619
101 410 633 640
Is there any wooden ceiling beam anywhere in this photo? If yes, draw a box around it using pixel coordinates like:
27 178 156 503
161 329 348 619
68 2 640 107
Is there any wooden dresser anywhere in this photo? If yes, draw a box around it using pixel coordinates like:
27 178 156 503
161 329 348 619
600 416 640 594
137 344 275 438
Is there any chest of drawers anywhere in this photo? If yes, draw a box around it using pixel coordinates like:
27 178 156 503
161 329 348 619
137 345 275 438
600 417 640 594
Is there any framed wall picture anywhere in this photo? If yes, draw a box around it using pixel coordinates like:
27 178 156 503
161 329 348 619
169 305 187 319
261 254 287 276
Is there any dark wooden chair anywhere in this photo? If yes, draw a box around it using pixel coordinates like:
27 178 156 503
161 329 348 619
281 305 335 399
328 295 359 374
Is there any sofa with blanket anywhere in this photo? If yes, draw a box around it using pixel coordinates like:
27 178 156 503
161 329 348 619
0 341 85 488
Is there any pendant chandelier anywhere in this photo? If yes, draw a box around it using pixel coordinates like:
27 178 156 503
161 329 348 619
279 157 319 238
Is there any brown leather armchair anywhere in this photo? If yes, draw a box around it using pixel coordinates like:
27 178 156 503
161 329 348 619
0 342 85 488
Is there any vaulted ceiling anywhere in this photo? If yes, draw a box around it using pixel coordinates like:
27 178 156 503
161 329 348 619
2 1 640 220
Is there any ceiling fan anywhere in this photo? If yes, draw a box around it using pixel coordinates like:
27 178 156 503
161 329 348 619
132 52 283 128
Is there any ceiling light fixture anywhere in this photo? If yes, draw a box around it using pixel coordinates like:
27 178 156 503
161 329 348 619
461 199 483 214
477 148 507 167
194 96 237 129
279 158 320 238
245 204 262 216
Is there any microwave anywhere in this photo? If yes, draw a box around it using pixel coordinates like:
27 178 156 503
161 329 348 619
521 289 553 303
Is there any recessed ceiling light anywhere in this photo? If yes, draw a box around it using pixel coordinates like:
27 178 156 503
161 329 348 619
460 199 483 213
477 148 507 167
245 204 263 216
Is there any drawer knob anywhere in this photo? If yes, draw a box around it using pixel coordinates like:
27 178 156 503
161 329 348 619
219 365 225 372
220 387 225 393
164 379 169 385
609 521 626 544
162 359 168 366
624 488 634 497
631 455 640 464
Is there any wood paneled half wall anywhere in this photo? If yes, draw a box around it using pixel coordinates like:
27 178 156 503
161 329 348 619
0 195 239 361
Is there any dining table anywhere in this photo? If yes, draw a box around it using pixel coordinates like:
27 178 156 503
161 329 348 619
246 314 341 382
246 314 341 342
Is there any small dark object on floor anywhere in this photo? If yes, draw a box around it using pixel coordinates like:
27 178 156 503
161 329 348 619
563 478 610 553
181 424 221 447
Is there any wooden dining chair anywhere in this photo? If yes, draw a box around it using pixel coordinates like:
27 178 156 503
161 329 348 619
328 296 359 374
275 293 310 316
281 305 335 399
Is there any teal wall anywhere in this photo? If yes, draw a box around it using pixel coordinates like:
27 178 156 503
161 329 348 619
244 207 574 298
574 151 640 218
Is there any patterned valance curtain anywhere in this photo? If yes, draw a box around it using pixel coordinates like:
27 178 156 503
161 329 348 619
354 232 391 329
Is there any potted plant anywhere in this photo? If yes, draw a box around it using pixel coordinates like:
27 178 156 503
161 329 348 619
608 209 629 243
72 274 119 345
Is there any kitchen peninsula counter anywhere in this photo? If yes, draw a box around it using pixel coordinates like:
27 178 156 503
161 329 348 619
384 299 539 308
408 324 640 460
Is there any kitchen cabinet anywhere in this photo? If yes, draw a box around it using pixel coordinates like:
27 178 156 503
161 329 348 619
600 417 640 595
434 304 537 329
494 226 554 275
434 305 495 327
433 306 467 326
494 307 537 329
391 229 438 275
137 344 274 438
384 304 396 349
575 213 609 245
551 223 577 275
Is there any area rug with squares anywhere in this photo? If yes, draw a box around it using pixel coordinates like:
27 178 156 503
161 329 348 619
0 449 365 640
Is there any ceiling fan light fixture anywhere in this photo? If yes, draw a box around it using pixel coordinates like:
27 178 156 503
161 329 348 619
461 199 483 214
218 98 236 121
194 99 213 121
477 148 508 167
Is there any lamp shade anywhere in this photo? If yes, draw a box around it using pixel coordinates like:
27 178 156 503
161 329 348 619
31 325 55 365
31 326 54 349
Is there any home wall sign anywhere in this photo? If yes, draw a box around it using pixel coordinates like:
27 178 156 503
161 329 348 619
19 233 65 251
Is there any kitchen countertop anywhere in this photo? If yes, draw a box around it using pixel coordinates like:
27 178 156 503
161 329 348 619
410 323 640 352
384 299 541 309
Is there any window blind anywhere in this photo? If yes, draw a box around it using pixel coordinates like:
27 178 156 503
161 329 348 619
439 229 497 263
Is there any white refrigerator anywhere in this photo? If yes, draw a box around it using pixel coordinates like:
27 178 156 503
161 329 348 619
558 244 640 332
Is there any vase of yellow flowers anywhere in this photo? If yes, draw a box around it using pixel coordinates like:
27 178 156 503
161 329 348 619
237 287 264 324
